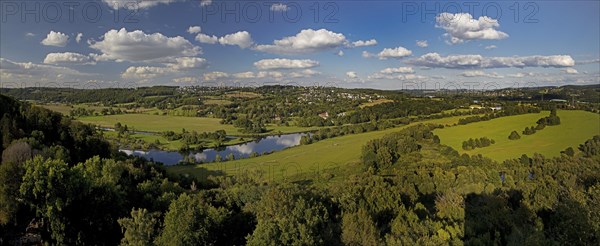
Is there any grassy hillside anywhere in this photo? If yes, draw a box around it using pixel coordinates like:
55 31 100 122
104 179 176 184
167 115 468 182
434 110 600 161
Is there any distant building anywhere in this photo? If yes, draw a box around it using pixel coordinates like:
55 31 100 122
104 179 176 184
318 112 329 119
490 106 502 111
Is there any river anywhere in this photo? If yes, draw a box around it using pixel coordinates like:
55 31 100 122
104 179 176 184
119 133 307 165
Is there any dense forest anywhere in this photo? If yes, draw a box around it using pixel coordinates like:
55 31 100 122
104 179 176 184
1 92 599 245
0 87 179 106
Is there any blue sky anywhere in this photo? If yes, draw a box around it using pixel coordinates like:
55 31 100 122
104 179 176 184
1 0 598 89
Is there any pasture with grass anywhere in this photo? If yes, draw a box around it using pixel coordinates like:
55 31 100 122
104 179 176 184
78 114 239 133
434 110 600 161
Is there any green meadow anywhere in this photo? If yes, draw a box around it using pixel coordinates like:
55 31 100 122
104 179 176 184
78 113 319 136
434 110 600 161
166 115 469 182
78 114 239 133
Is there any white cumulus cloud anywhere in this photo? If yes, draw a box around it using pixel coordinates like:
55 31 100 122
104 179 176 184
407 53 575 69
346 71 358 78
187 26 201 34
1 57 90 84
121 56 207 80
41 31 69 47
436 12 508 44
257 71 284 79
173 77 201 83
167 57 208 70
90 28 201 62
218 31 253 49
563 68 578 74
254 58 319 70
204 71 229 81
368 73 426 81
369 66 422 80
416 40 428 47
380 67 414 74
289 69 320 78
507 72 536 78
377 46 412 60
43 52 95 65
121 66 174 79
352 39 378 47
195 33 218 44
255 29 348 55
195 31 253 49
231 70 317 80
459 70 504 78
233 71 257 79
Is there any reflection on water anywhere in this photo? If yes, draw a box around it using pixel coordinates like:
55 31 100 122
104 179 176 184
120 133 306 165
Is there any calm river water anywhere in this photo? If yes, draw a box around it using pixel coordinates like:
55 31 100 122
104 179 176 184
120 133 307 165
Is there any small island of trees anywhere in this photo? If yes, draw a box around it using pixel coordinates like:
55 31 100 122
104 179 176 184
462 137 495 150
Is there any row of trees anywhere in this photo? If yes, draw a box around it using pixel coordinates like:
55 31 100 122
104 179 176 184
518 110 562 138
295 99 457 127
522 126 539 135
69 107 125 117
233 118 267 134
161 129 227 144
462 137 495 150
458 105 541 125
537 109 561 126
300 120 397 145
